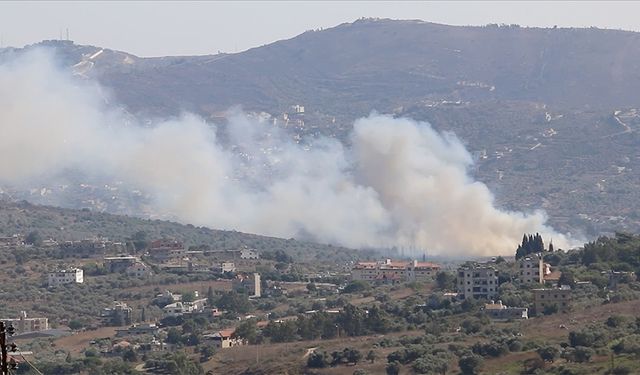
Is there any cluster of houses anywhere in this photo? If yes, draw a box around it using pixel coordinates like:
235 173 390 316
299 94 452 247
349 254 579 318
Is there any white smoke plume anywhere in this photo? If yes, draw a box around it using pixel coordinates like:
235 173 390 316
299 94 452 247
0 50 580 256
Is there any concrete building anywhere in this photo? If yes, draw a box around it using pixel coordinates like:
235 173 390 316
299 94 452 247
48 268 83 286
457 264 499 300
215 262 236 273
104 256 139 273
233 273 261 297
101 302 133 326
240 249 259 260
483 300 528 320
206 328 245 349
162 298 208 318
351 259 441 284
2 311 48 333
518 254 545 284
147 239 187 262
532 286 572 314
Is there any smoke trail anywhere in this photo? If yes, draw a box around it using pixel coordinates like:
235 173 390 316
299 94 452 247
0 50 580 256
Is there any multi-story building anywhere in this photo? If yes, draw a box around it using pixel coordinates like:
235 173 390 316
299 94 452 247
101 302 133 326
147 239 186 262
104 256 140 272
518 254 545 284
2 311 48 333
240 249 259 260
48 268 83 287
457 264 499 300
351 259 441 284
532 286 572 314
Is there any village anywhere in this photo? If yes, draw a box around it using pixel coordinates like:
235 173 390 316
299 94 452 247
1 228 638 374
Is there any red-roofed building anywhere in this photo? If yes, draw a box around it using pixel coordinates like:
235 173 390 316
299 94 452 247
352 259 440 284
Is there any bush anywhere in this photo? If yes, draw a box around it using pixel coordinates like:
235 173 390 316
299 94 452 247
307 351 329 368
458 354 483 374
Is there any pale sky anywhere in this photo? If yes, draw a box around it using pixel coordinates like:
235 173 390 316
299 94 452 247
1 1 639 57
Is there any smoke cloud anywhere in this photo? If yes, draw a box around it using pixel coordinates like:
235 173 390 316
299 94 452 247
0 50 580 256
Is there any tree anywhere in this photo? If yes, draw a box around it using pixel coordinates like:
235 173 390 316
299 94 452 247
122 348 138 362
216 291 253 314
385 361 400 375
307 351 329 368
342 280 370 294
166 327 182 344
345 348 362 365
207 286 215 306
366 350 377 363
68 320 83 330
459 354 483 375
537 345 559 362
436 271 455 290
25 230 43 246
200 344 216 362
233 319 258 344
306 282 317 292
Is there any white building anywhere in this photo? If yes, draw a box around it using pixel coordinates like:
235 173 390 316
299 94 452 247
48 268 83 287
163 298 208 318
457 264 499 300
518 254 545 284
240 249 259 260
215 262 236 273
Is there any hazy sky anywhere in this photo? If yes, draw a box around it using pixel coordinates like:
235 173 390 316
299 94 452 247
2 1 639 57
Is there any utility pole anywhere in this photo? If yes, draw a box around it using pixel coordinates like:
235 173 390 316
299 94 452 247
0 321 17 375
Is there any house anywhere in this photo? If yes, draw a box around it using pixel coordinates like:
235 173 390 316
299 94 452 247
351 259 441 284
232 273 261 297
483 300 528 320
147 239 187 262
2 311 48 333
48 268 83 286
163 298 208 318
214 262 236 273
240 249 259 260
100 302 132 326
154 290 182 307
104 256 140 273
205 328 245 349
518 254 547 284
532 286 572 314
456 264 499 300
61 237 124 257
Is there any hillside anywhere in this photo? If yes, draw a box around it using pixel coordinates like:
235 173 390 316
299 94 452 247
0 200 363 263
2 19 640 236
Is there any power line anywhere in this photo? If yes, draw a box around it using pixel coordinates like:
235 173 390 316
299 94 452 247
19 353 43 375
